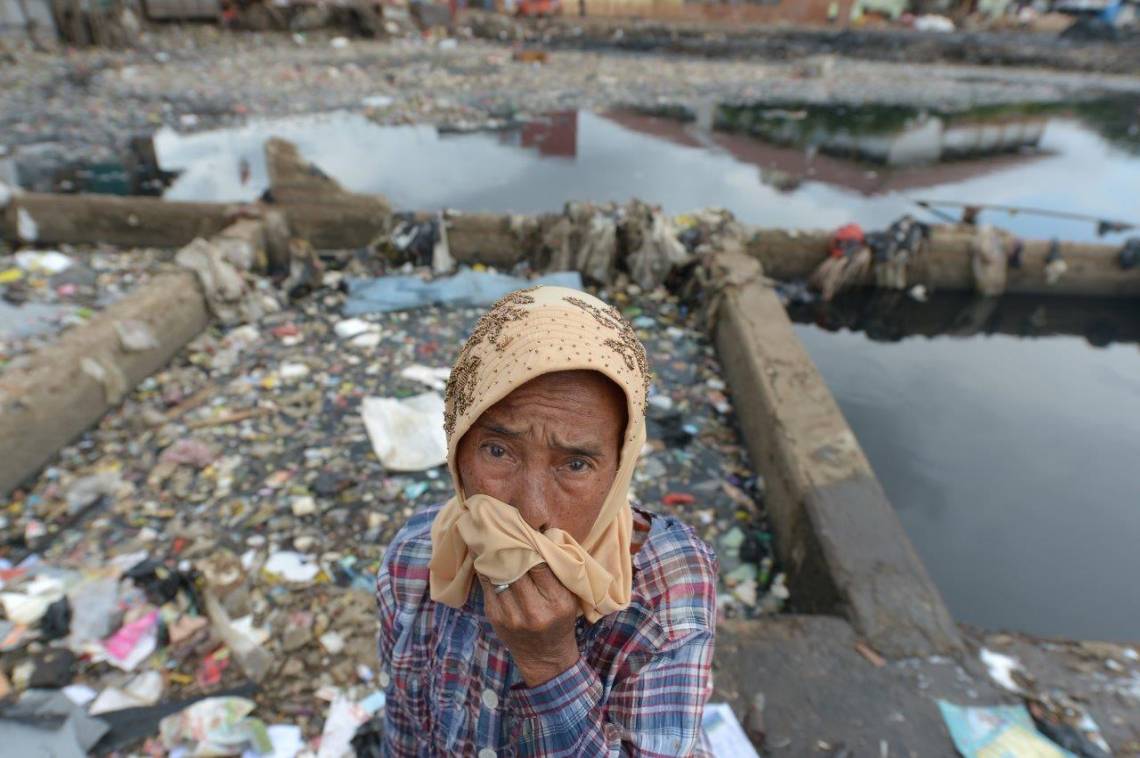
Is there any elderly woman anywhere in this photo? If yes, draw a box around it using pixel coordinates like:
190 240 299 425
375 286 718 756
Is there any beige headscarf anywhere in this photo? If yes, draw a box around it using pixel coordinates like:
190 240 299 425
428 286 650 623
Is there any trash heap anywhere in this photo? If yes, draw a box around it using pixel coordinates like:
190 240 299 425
0 246 172 371
0 242 784 752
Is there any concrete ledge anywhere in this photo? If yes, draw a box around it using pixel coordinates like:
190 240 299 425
0 270 210 497
748 226 1140 297
714 617 1140 754
6 187 1136 298
712 253 961 658
3 194 237 248
713 616 965 754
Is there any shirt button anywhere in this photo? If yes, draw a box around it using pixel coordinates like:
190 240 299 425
481 689 499 710
378 671 390 688
478 749 497 758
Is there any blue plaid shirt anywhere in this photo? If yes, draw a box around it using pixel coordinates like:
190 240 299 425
375 503 718 756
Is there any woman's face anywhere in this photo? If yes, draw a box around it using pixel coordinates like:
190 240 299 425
456 370 627 544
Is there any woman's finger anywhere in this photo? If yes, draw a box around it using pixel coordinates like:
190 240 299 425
526 564 567 603
477 575 509 623
502 572 540 624
481 573 525 625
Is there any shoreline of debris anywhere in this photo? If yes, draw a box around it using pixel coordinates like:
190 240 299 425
498 12 1140 76
3 24 1139 176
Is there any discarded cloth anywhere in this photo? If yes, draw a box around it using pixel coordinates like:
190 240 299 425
871 215 930 291
343 268 582 315
624 200 692 291
811 223 870 301
971 224 1007 297
541 202 619 285
176 237 279 325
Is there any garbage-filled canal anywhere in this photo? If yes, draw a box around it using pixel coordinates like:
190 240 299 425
18 100 1140 640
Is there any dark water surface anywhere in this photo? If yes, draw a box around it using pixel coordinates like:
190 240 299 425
789 293 1140 642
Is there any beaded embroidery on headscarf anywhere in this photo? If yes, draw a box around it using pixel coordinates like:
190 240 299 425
443 288 649 441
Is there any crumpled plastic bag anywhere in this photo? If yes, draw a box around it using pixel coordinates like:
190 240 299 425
344 268 582 315
0 574 66 625
176 237 278 325
542 202 619 284
0 689 109 758
971 224 1007 297
361 392 447 472
624 200 692 291
158 696 271 757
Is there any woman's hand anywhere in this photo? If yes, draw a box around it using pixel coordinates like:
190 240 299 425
479 565 580 687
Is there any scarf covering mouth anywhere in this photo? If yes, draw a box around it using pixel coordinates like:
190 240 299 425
427 286 650 623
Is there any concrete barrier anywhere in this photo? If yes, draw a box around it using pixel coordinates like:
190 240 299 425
710 252 962 658
748 226 1140 298
3 193 238 248
0 270 211 497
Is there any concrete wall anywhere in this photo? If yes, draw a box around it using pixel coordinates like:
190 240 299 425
711 252 962 657
0 271 210 497
0 0 56 38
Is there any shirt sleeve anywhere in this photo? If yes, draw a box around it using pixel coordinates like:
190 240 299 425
508 626 715 757
376 556 412 756
376 535 433 752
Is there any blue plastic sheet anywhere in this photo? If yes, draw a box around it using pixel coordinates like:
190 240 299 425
344 269 583 315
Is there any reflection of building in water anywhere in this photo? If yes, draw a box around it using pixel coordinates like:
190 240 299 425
498 111 579 159
729 106 1048 166
600 108 1051 196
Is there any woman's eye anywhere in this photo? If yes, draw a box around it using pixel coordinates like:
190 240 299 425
487 444 506 458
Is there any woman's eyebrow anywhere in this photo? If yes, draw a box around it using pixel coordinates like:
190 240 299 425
480 422 524 438
548 434 603 458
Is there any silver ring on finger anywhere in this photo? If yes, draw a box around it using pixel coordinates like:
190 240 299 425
493 583 511 595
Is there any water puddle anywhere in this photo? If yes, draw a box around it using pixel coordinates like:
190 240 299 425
10 97 1134 242
789 292 1140 641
